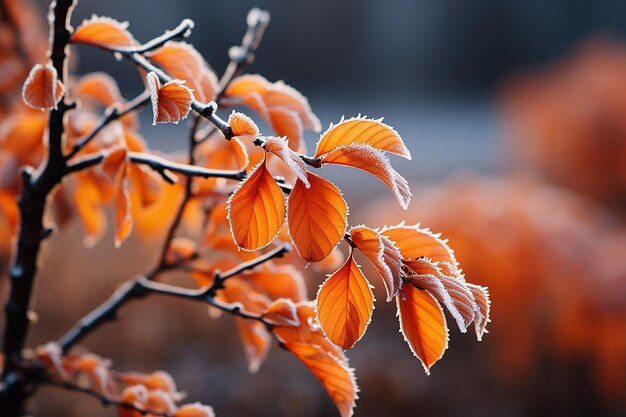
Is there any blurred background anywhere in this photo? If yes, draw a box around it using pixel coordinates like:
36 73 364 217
2 0 626 416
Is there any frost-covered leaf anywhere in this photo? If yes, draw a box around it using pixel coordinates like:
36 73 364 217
71 15 136 48
320 143 411 209
22 63 64 110
397 284 448 374
380 222 458 269
314 116 411 159
146 71 194 124
227 158 285 250
287 172 347 262
264 136 309 187
228 111 259 141
466 283 491 341
102 147 132 247
148 42 218 103
273 303 357 417
316 251 374 349
263 298 300 327
349 225 403 300
404 258 476 332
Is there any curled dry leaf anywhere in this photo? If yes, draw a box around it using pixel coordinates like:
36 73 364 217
71 15 136 49
263 298 300 327
320 144 411 209
404 258 476 332
316 251 374 350
349 225 403 301
380 222 458 269
102 147 132 248
228 111 259 141
22 63 64 110
146 71 194 124
264 136 309 187
273 303 357 417
397 284 449 374
235 317 271 374
147 42 218 103
268 106 305 152
314 116 411 160
227 158 285 250
287 172 347 263
466 283 491 341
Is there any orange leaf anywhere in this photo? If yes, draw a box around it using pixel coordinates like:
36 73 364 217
235 317 271 373
174 403 215 417
245 264 307 302
146 71 194 124
226 74 321 132
349 225 403 301
22 63 64 110
72 15 136 48
102 147 132 247
263 298 300 327
119 385 148 417
75 72 122 107
227 158 285 250
273 303 356 417
316 251 374 349
264 136 309 186
165 237 197 265
147 42 218 103
466 283 491 341
287 172 347 263
320 144 411 209
71 172 107 247
397 284 449 374
269 107 304 151
228 111 259 141
379 222 458 269
314 116 411 159
403 258 477 332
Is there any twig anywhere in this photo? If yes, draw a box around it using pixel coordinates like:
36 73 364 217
66 91 150 160
216 8 270 100
59 244 289 352
129 152 245 181
119 19 194 55
41 378 172 417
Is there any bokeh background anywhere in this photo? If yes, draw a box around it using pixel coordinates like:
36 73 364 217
3 0 626 416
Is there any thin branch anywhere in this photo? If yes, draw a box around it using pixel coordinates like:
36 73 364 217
41 379 172 417
206 244 290 296
120 19 194 54
66 91 150 160
129 152 245 181
216 8 270 99
151 115 203 272
59 244 289 352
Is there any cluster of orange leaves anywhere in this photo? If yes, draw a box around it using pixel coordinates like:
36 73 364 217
500 38 626 207
1 6 491 417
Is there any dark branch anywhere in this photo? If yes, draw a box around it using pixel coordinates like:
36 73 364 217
217 8 270 99
129 152 245 181
121 18 194 54
66 91 150 160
